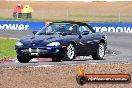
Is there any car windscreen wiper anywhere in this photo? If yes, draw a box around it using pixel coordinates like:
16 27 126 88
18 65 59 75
37 33 54 35
37 33 44 35
56 32 73 35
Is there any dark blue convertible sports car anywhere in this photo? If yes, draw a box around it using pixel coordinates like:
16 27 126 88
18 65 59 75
15 21 107 63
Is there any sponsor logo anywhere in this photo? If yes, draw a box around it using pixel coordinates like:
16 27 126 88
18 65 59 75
76 66 131 85
0 24 29 30
93 26 132 33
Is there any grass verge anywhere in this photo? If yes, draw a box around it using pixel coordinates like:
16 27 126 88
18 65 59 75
0 38 16 60
0 16 131 23
0 16 65 22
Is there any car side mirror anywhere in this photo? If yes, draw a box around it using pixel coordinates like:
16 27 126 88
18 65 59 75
82 31 89 35
32 31 38 35
78 35 82 39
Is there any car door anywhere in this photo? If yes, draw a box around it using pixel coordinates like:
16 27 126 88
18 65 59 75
76 26 98 56
85 33 99 53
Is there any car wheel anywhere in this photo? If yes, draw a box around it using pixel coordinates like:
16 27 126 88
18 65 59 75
63 43 76 61
76 76 87 85
17 55 31 63
92 42 105 60
51 57 61 62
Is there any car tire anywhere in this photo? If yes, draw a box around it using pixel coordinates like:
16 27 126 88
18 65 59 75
63 43 76 61
76 76 87 85
17 55 31 63
92 42 105 60
51 57 61 62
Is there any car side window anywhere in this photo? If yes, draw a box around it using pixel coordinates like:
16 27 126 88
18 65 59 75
68 25 78 35
46 26 53 33
79 26 93 34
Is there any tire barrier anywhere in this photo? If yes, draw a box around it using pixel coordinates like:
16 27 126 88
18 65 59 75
13 4 33 18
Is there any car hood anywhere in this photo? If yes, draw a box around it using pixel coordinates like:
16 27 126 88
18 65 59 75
20 34 64 47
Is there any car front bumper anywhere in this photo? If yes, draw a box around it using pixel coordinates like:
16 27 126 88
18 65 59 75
15 47 66 58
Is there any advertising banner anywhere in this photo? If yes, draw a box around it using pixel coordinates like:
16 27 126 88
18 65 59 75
0 20 45 30
0 20 132 33
89 23 132 33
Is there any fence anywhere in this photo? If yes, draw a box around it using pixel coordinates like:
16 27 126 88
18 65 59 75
1 9 132 22
35 10 132 22
1 1 132 22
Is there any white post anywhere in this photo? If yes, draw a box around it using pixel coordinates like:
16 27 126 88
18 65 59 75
17 8 18 19
118 13 121 22
67 9 69 20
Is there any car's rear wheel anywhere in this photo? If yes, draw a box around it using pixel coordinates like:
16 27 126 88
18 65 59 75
17 55 32 63
92 42 105 60
63 43 76 61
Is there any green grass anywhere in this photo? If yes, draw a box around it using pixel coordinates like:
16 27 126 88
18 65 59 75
0 16 65 22
0 38 16 60
0 16 132 23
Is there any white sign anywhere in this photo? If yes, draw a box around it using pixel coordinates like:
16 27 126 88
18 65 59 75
0 24 29 30
93 27 132 32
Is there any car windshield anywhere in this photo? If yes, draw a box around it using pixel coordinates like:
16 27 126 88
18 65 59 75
36 23 77 35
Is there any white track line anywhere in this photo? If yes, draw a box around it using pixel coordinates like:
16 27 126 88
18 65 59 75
32 65 55 67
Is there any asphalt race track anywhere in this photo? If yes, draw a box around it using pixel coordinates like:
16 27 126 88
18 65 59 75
0 30 132 67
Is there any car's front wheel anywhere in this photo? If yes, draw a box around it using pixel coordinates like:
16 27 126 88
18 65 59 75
92 42 105 60
51 43 76 62
17 55 32 63
63 43 76 61
51 57 61 62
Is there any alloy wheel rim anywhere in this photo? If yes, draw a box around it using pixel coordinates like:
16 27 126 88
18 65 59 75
67 44 75 60
98 43 105 58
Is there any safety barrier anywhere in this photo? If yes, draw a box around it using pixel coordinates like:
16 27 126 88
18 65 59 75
0 20 132 32
89 23 132 33
0 20 45 30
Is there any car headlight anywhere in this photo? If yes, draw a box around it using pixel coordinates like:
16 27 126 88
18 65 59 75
16 42 23 46
47 42 60 46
